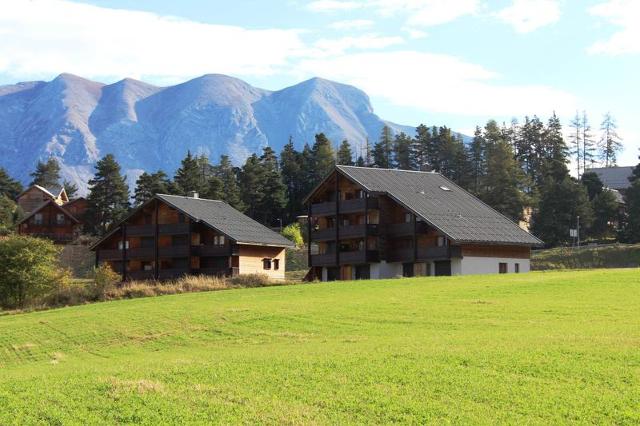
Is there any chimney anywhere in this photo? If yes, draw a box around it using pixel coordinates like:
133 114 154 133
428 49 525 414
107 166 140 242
189 191 199 199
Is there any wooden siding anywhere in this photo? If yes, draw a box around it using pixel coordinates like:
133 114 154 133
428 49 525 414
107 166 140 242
461 245 531 259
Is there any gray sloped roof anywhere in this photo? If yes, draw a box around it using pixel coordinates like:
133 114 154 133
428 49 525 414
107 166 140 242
337 166 542 246
588 166 634 190
157 194 294 247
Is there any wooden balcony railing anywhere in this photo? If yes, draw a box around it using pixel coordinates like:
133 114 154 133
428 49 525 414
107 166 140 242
310 197 379 216
416 246 462 260
127 247 155 259
311 224 379 241
158 223 190 235
191 245 237 257
126 224 155 236
339 250 379 265
158 245 189 258
386 222 428 237
98 249 123 261
310 253 337 267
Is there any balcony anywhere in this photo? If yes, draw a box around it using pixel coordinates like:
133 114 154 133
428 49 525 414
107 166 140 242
386 248 414 263
310 197 379 216
310 253 337 267
311 224 379 241
126 224 154 237
158 245 189 258
159 223 190 235
127 247 155 259
386 221 428 237
340 250 379 265
416 246 462 260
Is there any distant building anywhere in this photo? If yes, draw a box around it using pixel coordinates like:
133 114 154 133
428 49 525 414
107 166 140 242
304 166 542 281
90 193 294 281
16 185 87 243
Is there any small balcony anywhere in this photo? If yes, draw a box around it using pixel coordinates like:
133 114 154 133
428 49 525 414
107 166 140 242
310 253 337 267
158 245 189 258
416 246 462 261
126 224 154 237
311 224 379 241
386 221 428 237
159 223 190 235
127 247 155 259
339 250 379 265
192 245 236 257
310 197 379 216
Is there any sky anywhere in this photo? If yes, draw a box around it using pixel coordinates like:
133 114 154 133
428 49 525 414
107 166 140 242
0 0 638 166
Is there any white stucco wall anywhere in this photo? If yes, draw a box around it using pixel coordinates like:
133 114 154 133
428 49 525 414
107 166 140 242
369 261 403 279
457 257 530 275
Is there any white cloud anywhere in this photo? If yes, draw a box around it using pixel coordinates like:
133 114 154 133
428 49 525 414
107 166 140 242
0 0 306 81
314 34 404 55
307 0 479 27
588 0 640 55
307 0 362 12
294 51 578 117
329 19 375 30
496 0 561 33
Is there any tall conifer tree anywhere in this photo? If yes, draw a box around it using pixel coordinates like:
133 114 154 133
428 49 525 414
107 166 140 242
30 157 61 188
85 154 130 235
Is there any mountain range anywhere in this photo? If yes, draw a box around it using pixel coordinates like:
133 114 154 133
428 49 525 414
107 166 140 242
0 73 415 194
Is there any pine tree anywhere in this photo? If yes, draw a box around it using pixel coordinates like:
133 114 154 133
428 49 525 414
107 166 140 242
239 154 264 220
62 180 78 199
364 137 373 167
355 156 366 167
622 179 640 243
599 112 623 167
202 175 225 201
590 190 619 239
541 113 570 184
214 155 245 212
372 126 393 168
413 124 432 171
469 126 486 194
30 157 61 188
531 177 593 247
174 151 207 195
279 139 303 220
0 168 23 200
85 154 130 235
581 111 596 172
337 140 354 166
393 132 413 170
568 112 582 177
134 171 170 205
580 171 604 201
311 133 336 183
479 140 528 222
257 147 287 225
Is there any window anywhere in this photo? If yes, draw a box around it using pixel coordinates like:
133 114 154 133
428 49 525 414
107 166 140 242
436 236 449 247
273 259 280 270
404 212 412 223
34 213 43 225
142 261 154 271
118 240 130 250
56 213 65 225
262 258 272 270
499 263 508 274
178 213 185 223
515 263 520 273
214 235 225 246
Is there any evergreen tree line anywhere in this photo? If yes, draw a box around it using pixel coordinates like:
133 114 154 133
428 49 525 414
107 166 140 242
0 111 637 247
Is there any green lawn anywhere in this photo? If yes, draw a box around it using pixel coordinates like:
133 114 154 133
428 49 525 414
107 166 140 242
1 269 639 424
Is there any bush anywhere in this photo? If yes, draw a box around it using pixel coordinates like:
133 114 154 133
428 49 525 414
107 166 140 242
281 223 304 248
0 235 68 309
229 273 271 287
89 263 121 301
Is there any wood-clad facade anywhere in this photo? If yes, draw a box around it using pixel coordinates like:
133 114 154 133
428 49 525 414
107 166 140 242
92 195 290 281
16 185 87 244
306 167 541 281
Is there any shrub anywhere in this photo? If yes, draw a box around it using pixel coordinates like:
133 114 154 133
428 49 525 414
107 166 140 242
229 273 271 287
0 235 68 309
281 223 304 248
89 263 121 301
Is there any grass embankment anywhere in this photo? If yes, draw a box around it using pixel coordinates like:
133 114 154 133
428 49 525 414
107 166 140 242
1 269 639 423
532 243 640 270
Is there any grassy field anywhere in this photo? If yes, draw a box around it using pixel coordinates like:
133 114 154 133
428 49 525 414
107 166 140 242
532 243 640 270
1 269 639 424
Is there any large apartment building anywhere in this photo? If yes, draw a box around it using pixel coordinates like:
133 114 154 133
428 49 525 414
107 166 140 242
305 166 542 281
91 193 294 281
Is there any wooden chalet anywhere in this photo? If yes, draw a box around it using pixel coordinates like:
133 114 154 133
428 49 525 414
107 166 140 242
90 193 294 281
305 166 542 281
16 185 88 243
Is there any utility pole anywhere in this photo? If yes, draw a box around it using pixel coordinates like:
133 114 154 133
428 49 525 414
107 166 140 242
577 216 580 248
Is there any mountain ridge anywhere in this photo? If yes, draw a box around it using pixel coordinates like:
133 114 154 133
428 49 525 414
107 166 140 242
0 73 416 194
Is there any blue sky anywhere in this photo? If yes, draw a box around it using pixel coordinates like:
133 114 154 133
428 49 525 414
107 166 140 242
1 0 638 165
